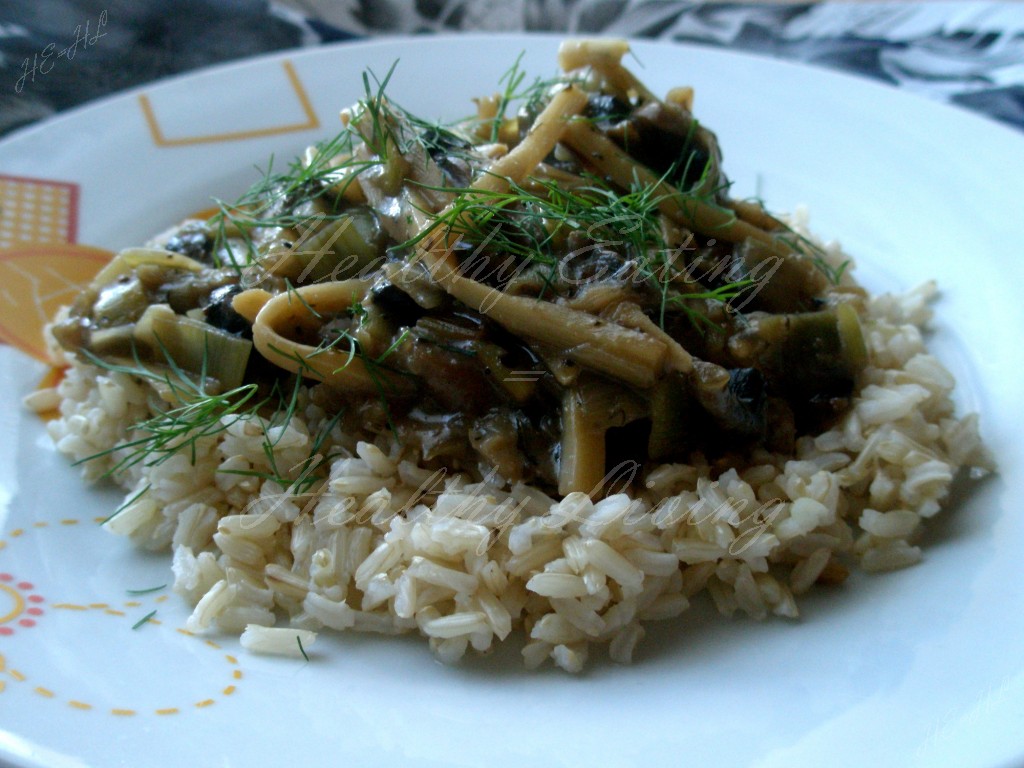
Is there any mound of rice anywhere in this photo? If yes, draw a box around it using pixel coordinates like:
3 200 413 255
38 221 993 672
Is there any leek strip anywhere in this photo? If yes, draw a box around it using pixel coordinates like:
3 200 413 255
133 305 252 391
91 248 204 289
291 213 382 282
836 302 868 370
558 386 608 497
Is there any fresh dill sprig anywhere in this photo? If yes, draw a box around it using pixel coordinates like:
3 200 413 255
490 51 527 142
77 345 264 477
403 167 751 329
103 483 152 524
291 409 347 494
354 62 401 158
126 584 166 595
284 278 323 320
774 227 851 286
470 51 584 142
666 279 755 334
208 125 379 270
222 316 408 491
346 60 481 167
374 328 410 364
132 610 158 630
218 406 345 495
252 372 306 485
80 379 263 477
738 193 850 286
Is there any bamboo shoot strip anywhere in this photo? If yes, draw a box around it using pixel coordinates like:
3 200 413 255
472 84 589 194
428 260 668 390
557 39 657 104
607 302 693 374
412 83 666 389
424 81 586 249
729 199 785 233
243 282 415 396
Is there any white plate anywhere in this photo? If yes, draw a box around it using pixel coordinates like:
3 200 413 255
0 35 1022 768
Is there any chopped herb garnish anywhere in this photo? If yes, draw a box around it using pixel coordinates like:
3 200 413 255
126 584 166 595
103 483 151 525
132 610 158 630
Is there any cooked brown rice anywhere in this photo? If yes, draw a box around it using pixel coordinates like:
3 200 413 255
37 212 993 672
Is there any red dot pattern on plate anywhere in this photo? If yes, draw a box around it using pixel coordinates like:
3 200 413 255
0 573 46 635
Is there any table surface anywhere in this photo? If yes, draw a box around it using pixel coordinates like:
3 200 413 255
1 1 1022 139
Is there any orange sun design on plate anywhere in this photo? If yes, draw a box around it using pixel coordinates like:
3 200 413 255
0 174 114 362
0 243 114 362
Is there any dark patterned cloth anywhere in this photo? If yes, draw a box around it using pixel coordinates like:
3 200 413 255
1 0 1021 138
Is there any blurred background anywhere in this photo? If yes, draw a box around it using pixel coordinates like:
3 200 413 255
1 0 1022 138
